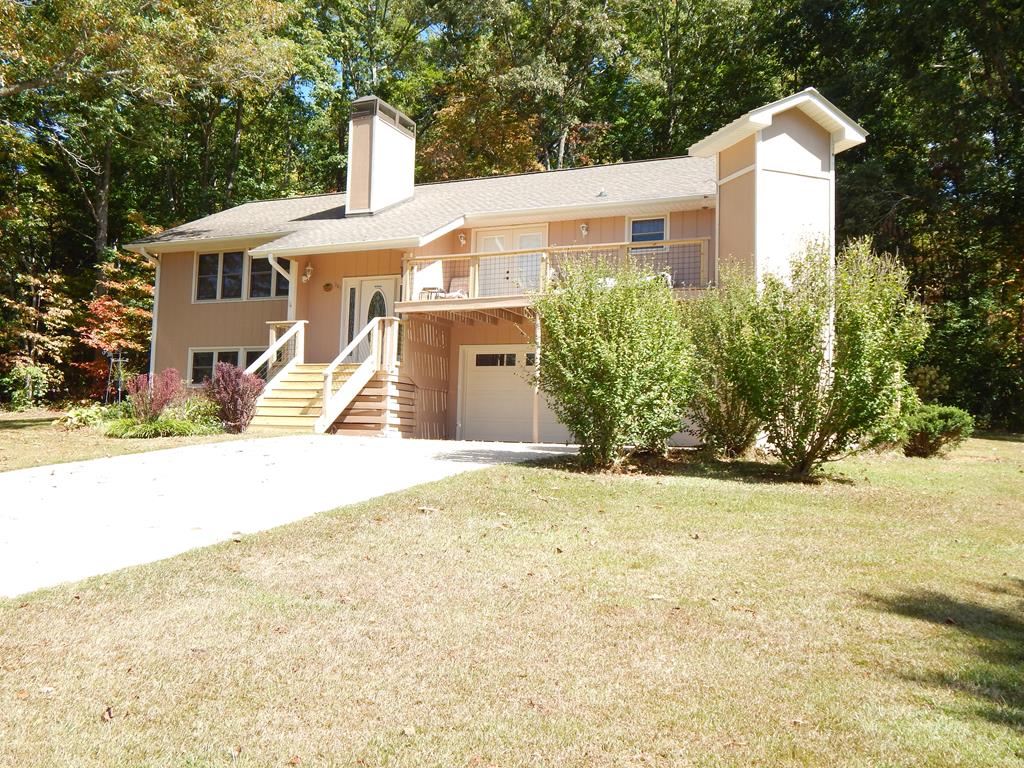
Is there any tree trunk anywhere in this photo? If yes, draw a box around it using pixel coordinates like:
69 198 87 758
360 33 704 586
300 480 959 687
225 96 244 203
94 136 112 258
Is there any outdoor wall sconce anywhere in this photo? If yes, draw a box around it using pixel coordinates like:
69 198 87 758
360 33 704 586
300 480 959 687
458 232 467 246
579 223 589 237
302 264 314 283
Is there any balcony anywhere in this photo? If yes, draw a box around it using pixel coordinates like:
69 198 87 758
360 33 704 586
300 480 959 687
397 238 712 316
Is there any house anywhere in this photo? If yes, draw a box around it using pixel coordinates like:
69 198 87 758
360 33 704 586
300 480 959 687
125 88 866 442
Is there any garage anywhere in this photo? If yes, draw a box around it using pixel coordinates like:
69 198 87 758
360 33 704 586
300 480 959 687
457 344 572 443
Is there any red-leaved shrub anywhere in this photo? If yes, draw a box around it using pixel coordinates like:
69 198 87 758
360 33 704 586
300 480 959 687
205 362 263 433
126 368 183 422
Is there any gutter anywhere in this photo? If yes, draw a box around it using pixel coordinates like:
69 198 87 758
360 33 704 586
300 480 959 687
139 246 160 377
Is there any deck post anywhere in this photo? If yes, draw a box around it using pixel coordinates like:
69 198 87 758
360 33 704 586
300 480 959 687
532 310 541 444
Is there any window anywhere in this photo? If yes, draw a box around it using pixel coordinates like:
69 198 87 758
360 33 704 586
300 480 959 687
475 353 517 367
195 251 244 301
189 348 258 385
196 252 289 302
248 257 291 299
629 217 666 243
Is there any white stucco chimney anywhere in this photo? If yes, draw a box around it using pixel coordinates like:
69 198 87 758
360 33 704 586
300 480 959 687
345 95 416 216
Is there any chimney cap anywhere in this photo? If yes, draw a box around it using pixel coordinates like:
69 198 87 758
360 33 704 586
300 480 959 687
350 95 415 138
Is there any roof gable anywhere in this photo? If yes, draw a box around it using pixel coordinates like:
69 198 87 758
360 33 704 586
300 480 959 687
687 87 867 157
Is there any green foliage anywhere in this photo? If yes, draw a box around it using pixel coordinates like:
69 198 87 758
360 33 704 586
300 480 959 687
681 267 763 457
167 393 223 432
0 364 54 409
903 403 975 458
740 240 928 478
534 259 694 468
54 402 127 430
103 417 219 439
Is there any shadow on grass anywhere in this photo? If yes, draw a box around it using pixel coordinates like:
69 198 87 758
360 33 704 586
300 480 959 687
866 583 1024 731
0 415 54 431
975 431 1024 444
534 451 847 485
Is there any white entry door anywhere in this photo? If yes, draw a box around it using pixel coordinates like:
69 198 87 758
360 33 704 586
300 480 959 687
475 226 547 297
340 275 398 356
458 344 571 443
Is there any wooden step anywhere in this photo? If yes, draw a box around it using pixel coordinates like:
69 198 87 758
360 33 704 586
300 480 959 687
251 414 319 428
255 404 322 417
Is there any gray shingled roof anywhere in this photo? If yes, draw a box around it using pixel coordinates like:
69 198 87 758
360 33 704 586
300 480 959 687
131 155 715 254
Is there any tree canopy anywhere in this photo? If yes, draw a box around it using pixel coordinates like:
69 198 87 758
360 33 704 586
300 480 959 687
1 0 1021 427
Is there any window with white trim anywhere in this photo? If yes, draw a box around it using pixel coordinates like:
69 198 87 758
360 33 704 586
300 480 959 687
189 347 265 385
196 251 245 301
248 256 291 299
629 217 666 243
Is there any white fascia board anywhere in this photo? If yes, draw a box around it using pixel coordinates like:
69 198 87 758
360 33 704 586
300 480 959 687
124 231 288 255
460 194 712 226
688 87 867 157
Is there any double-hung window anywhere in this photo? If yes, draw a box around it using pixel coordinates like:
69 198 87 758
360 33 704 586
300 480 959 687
195 251 244 301
248 257 291 299
629 217 666 244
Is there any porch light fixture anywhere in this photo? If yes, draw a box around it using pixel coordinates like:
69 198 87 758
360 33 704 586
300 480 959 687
458 232 467 246
302 264 314 283
579 223 589 237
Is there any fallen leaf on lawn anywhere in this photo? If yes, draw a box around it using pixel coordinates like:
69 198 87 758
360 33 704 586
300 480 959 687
647 594 665 601
402 726 416 737
16 689 28 700
101 706 114 722
555 547 563 554
287 756 301 765
417 506 438 514
39 686 54 696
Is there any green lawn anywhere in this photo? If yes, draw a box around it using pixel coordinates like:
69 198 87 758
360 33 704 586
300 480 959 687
1 437 1022 766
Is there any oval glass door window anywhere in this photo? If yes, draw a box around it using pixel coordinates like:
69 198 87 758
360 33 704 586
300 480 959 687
367 289 387 323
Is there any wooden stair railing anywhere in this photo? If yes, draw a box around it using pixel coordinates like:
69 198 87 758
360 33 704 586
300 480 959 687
245 320 307 394
314 316 401 434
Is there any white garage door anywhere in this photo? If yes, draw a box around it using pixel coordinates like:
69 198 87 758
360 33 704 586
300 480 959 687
459 345 572 443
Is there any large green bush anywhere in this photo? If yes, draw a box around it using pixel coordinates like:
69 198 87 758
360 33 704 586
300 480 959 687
0 364 54 409
534 258 694 468
740 239 928 478
903 403 974 457
681 267 763 457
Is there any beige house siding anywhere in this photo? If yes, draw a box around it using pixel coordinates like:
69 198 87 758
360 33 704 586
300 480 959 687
153 250 287 374
717 171 756 273
296 249 403 362
719 134 755 178
755 107 833 279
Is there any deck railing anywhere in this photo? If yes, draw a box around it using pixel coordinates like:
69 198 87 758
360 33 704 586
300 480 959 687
402 238 711 303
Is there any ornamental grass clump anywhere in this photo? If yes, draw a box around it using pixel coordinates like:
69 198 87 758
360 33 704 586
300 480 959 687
205 362 263 433
533 258 694 469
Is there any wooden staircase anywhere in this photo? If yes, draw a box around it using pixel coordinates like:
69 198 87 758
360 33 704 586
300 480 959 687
250 363 416 436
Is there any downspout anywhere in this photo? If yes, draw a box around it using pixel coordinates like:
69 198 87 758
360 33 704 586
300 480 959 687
140 246 160 377
267 253 296 321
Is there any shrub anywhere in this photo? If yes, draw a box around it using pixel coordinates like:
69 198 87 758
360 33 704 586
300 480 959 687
204 362 263 433
126 368 183 422
0 364 54 409
54 402 126 430
681 267 763 458
903 403 974 457
534 258 694 468
739 239 928 479
104 416 217 439
169 393 223 431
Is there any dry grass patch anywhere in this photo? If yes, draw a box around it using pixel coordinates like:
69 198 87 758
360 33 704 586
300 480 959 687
1 437 1022 766
0 409 283 472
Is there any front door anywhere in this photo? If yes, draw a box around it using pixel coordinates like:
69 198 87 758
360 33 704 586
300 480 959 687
340 275 398 356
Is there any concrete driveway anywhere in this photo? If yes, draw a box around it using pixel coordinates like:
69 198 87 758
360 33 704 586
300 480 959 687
0 435 574 598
